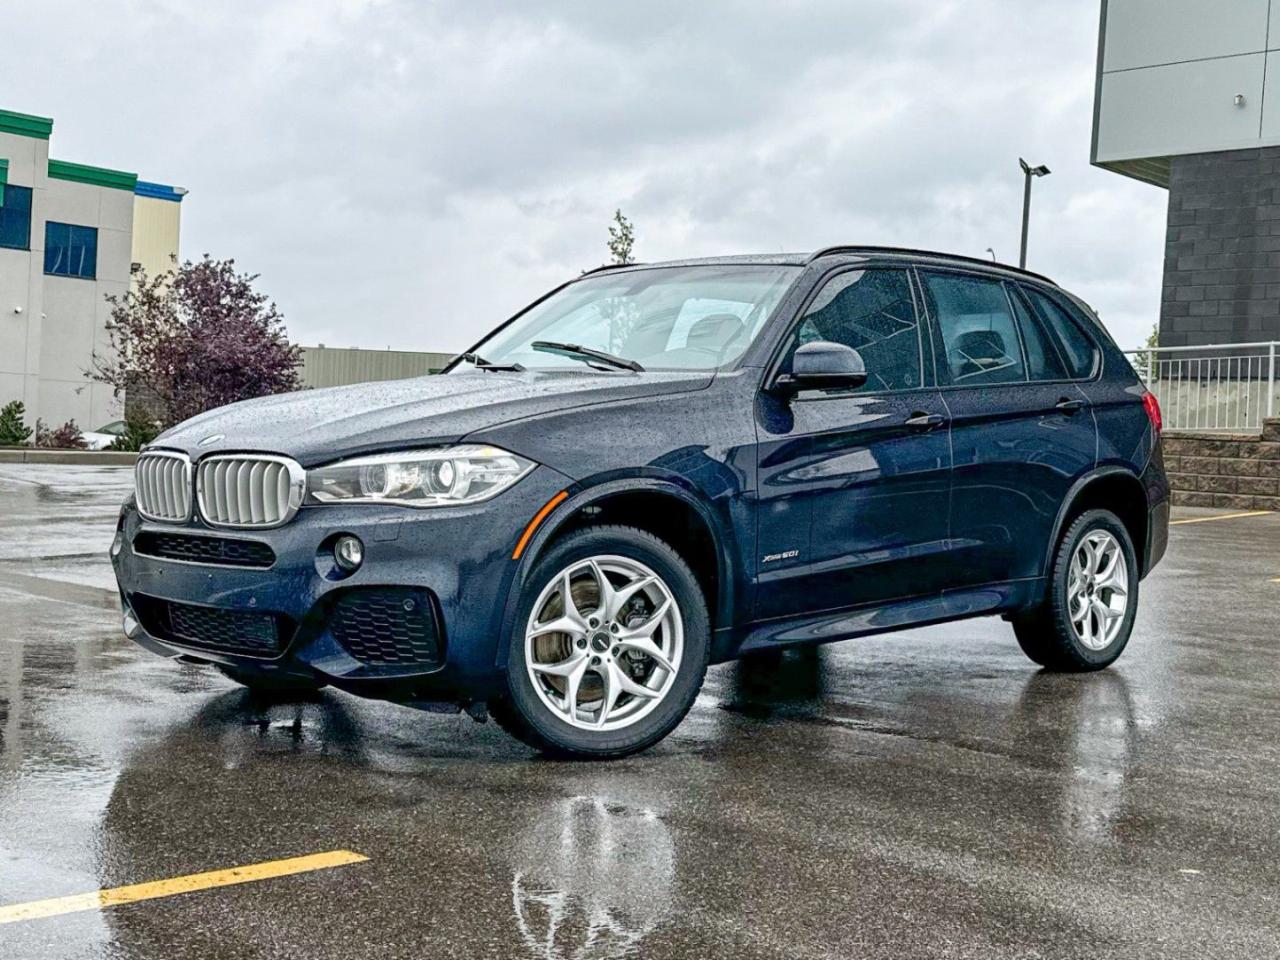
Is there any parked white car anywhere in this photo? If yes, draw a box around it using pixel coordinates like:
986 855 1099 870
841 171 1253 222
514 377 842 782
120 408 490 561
82 420 128 451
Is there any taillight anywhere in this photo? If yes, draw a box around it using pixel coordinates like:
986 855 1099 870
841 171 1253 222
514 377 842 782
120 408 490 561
1142 391 1162 434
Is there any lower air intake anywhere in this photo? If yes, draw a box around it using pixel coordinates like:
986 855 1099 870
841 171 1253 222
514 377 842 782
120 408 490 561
132 595 287 657
328 588 443 666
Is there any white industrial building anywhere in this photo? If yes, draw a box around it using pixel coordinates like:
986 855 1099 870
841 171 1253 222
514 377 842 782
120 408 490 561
0 107 185 431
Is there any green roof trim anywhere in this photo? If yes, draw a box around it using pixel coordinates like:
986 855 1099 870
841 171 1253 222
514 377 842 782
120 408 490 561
0 108 54 140
48 159 138 192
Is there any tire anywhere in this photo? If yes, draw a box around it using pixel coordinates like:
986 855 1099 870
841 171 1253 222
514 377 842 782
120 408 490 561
1012 509 1139 672
495 525 710 759
215 665 327 698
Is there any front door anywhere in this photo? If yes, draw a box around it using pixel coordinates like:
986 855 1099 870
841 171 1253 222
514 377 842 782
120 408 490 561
917 269 1098 587
755 266 953 621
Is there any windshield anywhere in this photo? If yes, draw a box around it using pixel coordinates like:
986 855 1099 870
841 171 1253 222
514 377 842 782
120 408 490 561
454 264 800 372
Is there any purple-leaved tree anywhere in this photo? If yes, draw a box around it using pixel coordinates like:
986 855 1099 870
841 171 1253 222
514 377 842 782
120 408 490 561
88 256 302 429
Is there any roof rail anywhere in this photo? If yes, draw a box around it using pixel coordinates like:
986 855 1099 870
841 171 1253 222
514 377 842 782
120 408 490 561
806 245 1057 285
580 261 643 276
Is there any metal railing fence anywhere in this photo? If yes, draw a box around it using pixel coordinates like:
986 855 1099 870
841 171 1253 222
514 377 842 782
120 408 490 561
1123 341 1278 433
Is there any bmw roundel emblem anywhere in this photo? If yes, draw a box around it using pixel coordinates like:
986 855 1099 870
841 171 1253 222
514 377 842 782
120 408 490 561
198 434 225 447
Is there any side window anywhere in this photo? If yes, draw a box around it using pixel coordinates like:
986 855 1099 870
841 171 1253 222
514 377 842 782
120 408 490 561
787 268 922 392
0 184 33 250
1008 285 1068 381
1023 287 1099 379
922 272 1025 385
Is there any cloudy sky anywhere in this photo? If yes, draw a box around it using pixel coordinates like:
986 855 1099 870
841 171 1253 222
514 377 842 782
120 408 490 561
3 0 1166 352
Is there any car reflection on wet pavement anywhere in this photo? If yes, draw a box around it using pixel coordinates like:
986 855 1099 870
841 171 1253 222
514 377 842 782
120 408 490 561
1 465 1278 959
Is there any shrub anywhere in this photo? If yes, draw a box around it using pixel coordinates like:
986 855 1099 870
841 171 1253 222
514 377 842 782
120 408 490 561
108 416 162 452
35 419 88 450
0 400 33 446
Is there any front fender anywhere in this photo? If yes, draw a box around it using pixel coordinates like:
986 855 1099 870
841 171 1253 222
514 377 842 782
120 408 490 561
492 475 741 670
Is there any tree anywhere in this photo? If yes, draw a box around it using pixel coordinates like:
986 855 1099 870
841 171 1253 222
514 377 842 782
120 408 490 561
0 400 33 446
607 209 636 265
1133 322 1159 381
601 210 639 352
88 256 302 429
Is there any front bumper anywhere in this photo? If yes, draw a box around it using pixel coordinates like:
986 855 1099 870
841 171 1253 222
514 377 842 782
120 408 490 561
111 466 571 702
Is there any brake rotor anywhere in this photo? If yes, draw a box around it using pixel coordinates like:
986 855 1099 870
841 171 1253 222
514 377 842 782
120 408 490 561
534 573 604 704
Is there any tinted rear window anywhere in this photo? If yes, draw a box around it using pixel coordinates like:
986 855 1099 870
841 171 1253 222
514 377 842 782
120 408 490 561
921 272 1025 386
1008 286 1068 382
1023 287 1099 379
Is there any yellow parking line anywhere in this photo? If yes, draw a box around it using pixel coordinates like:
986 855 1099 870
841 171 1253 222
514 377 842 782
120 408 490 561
0 850 368 926
1170 510 1272 526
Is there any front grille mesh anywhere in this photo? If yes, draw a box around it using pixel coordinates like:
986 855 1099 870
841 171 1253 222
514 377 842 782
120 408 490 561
133 531 276 568
135 453 192 522
196 456 302 528
330 589 443 666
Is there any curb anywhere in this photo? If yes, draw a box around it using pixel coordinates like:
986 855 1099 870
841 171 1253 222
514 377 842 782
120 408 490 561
0 448 138 465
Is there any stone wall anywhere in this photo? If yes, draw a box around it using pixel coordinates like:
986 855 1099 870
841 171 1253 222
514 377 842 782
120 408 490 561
1163 418 1280 508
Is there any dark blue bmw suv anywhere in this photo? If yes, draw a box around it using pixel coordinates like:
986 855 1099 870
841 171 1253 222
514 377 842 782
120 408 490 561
111 247 1169 757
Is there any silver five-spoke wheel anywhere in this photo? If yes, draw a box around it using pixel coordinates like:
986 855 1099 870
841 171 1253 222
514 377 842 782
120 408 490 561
1067 530 1128 650
524 555 684 731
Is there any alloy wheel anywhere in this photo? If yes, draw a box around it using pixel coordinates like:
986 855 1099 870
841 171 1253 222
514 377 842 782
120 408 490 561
524 555 684 731
1067 530 1129 651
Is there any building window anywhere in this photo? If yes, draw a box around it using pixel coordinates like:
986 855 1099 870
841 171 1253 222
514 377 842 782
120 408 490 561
44 222 98 279
0 184 33 250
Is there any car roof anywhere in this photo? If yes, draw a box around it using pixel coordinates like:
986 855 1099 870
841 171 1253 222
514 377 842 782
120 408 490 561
585 246 1057 286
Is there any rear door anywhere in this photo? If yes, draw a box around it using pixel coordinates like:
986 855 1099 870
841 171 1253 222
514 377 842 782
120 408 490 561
918 269 1097 587
754 266 953 621
1019 284 1144 469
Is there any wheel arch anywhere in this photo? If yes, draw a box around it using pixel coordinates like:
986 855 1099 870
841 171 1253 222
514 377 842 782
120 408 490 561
496 478 736 667
1045 467 1150 579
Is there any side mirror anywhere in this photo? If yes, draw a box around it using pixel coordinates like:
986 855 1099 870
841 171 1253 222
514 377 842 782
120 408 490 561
772 341 867 394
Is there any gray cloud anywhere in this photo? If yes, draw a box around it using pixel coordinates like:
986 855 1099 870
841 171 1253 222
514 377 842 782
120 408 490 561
2 0 1165 352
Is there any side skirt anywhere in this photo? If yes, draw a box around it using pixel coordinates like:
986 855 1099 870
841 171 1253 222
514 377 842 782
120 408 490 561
715 580 1043 662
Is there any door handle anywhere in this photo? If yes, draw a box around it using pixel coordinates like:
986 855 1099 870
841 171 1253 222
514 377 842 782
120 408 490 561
1055 398 1086 413
905 412 946 429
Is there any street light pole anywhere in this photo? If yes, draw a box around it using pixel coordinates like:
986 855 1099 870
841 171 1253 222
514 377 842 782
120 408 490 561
1018 158 1050 269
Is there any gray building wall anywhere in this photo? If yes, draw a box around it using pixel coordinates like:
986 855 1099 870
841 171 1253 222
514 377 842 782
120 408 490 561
299 346 452 389
1160 146 1280 347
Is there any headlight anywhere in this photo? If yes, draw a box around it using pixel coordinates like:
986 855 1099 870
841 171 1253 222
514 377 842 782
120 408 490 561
305 445 535 508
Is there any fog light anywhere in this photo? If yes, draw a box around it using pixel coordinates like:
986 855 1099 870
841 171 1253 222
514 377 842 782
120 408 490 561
334 535 364 572
122 610 141 639
110 530 124 558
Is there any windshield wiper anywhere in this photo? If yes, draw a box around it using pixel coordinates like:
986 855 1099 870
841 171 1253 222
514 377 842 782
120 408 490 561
530 341 644 372
456 351 524 372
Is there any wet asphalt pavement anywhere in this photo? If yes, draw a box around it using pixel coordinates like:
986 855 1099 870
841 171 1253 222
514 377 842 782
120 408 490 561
0 466 1278 959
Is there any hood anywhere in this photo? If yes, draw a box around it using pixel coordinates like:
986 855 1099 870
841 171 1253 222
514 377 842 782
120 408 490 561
151 369 713 466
